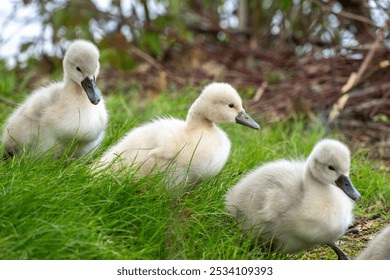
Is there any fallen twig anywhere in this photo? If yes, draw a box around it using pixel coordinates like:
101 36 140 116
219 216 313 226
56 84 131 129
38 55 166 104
311 0 376 27
348 82 390 99
128 46 186 85
252 80 268 102
329 12 390 122
0 97 17 107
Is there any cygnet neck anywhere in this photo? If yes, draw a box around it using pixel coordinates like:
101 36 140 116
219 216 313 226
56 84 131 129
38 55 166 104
303 162 318 187
63 73 84 96
186 102 214 130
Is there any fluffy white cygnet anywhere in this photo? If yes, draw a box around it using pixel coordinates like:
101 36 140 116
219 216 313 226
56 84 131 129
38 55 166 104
225 139 361 259
97 82 259 187
357 225 390 260
2 40 108 159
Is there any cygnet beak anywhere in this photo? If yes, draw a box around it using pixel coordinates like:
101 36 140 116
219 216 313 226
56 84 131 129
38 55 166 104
335 174 361 201
81 76 101 105
235 111 260 130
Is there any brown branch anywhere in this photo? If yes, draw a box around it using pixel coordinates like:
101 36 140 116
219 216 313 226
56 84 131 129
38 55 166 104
0 97 17 107
128 46 164 71
311 0 376 27
328 12 390 122
342 99 390 114
252 81 268 102
336 119 390 133
140 0 150 24
348 82 390 99
332 9 376 27
127 46 186 85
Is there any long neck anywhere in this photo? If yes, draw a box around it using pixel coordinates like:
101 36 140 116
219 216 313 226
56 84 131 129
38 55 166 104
186 102 214 130
303 162 333 202
303 163 316 187
63 75 84 98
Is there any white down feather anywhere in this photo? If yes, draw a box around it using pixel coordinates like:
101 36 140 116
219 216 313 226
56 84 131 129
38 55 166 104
2 40 108 158
225 139 361 259
97 83 259 188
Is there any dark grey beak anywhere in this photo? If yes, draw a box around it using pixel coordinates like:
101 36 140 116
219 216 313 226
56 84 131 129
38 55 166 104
81 77 101 105
335 174 360 201
235 111 260 130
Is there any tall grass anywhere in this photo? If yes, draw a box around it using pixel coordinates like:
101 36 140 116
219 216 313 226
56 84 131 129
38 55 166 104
0 86 388 260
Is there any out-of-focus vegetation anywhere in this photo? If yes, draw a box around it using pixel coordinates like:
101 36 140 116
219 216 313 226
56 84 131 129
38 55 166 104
1 0 389 71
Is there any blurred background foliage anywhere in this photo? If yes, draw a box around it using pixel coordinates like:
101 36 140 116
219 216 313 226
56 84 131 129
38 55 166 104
1 0 389 71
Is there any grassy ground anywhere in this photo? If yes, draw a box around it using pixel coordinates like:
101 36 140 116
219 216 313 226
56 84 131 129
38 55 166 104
0 84 389 260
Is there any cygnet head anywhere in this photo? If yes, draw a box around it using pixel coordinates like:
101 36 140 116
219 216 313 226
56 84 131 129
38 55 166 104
63 40 101 105
189 83 259 129
306 139 360 201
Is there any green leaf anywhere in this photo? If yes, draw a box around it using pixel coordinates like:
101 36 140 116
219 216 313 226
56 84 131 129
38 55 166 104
141 31 161 57
20 42 33 53
169 0 181 15
280 0 291 11
100 49 137 71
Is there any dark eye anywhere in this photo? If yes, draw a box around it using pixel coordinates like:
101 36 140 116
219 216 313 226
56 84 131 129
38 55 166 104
229 103 234 108
328 166 336 171
76 67 82 72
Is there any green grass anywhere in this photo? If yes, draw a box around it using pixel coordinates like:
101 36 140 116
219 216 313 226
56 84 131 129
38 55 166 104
0 85 389 260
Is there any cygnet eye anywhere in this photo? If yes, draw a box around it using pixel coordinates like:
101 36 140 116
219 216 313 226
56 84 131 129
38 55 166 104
228 103 234 108
76 67 82 72
328 165 336 171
